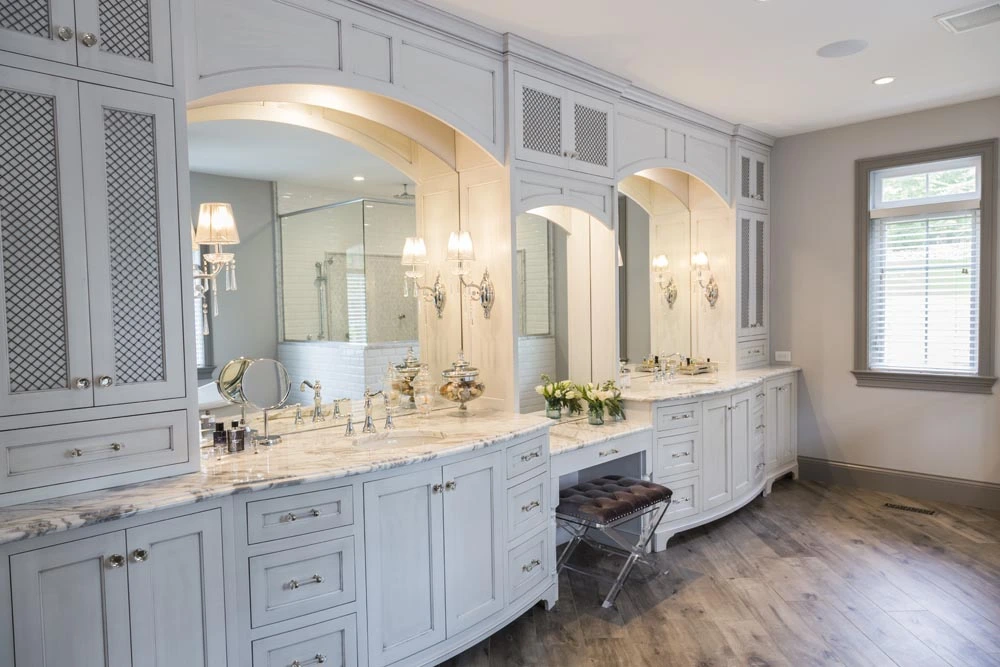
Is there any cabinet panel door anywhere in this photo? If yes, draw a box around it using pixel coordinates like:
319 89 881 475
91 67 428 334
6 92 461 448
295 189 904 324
736 210 769 339
442 451 504 636
737 146 769 209
10 531 133 667
775 377 795 465
79 84 186 406
74 0 173 84
567 92 613 178
514 72 568 171
126 509 227 667
364 468 446 666
702 396 732 510
730 390 752 498
0 0 77 64
0 67 94 417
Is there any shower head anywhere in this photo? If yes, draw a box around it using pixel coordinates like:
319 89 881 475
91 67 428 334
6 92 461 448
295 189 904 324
394 184 415 201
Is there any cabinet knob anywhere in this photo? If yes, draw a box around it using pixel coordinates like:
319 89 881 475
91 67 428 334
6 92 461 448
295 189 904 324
131 548 149 563
432 483 443 494
74 377 91 390
97 375 114 388
105 554 126 569
55 26 74 41
80 32 98 47
444 480 456 491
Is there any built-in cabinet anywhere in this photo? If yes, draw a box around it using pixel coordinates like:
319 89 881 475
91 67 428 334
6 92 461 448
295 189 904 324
701 390 750 510
736 209 770 345
736 144 769 210
0 0 173 84
513 71 614 179
765 374 797 480
6 508 227 667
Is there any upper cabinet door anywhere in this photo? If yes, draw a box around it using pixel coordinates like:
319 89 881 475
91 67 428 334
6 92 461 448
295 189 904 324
79 84 186 406
74 0 173 84
737 145 769 209
736 209 769 339
0 67 95 417
126 510 228 667
514 72 569 172
568 92 613 178
10 531 133 667
442 451 504 636
0 0 77 64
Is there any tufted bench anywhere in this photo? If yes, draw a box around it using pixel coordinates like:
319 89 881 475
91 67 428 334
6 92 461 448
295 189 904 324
555 475 672 608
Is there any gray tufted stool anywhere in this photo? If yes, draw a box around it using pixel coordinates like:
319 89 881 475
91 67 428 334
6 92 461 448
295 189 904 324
555 475 672 608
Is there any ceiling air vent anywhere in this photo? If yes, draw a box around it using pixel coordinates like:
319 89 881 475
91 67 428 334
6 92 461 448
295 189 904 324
937 2 1000 33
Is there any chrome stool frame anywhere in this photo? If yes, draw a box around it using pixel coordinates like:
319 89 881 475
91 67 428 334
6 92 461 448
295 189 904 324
556 497 671 608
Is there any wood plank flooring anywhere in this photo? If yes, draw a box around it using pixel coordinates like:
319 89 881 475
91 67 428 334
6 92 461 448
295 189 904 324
442 479 1000 667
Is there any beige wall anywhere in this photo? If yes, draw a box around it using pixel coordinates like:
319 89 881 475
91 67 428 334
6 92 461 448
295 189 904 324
771 96 1000 485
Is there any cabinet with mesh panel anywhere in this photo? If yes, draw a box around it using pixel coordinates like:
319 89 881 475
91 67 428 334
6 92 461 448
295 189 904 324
736 209 769 362
513 71 614 179
736 144 769 210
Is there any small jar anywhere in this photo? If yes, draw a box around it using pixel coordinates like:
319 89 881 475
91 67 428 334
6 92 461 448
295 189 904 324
394 347 421 408
440 351 485 410
413 363 435 417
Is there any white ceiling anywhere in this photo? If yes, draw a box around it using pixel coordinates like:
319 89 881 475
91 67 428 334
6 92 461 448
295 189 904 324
187 119 413 199
422 0 1000 137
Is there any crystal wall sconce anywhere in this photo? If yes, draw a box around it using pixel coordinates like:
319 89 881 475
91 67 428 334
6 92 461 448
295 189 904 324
193 202 240 334
691 251 719 308
401 236 447 318
651 254 678 309
447 230 495 322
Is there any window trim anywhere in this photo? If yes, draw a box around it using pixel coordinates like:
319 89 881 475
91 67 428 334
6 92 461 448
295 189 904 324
853 139 998 394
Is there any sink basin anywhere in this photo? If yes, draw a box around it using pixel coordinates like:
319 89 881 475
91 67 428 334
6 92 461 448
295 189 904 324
351 430 447 449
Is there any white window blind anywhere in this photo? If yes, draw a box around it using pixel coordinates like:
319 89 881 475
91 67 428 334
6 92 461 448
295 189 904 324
868 154 982 375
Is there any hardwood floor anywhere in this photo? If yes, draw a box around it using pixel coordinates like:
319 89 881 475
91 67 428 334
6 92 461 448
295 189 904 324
443 479 1000 667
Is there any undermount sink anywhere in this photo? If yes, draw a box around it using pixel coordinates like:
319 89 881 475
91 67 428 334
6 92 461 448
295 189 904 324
350 429 447 449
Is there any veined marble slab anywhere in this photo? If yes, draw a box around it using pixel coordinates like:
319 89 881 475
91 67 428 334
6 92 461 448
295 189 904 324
548 416 652 457
621 366 800 403
0 408 548 547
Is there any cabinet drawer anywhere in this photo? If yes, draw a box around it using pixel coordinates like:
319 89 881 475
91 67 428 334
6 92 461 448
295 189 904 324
660 474 700 523
507 435 546 480
655 403 700 433
252 615 358 667
247 486 354 544
737 340 768 367
250 537 356 627
1 411 188 492
655 431 701 479
507 473 548 543
508 530 549 603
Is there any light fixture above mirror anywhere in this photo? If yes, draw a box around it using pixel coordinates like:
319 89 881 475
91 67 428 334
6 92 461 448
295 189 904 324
651 254 678 309
401 236 447 319
692 251 719 308
447 230 495 321
193 202 240 334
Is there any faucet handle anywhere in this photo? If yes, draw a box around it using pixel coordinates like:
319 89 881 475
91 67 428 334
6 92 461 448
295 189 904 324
384 406 395 431
344 414 355 436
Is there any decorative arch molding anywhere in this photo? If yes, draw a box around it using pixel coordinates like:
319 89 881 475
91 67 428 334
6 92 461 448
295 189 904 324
616 158 728 206
512 169 615 229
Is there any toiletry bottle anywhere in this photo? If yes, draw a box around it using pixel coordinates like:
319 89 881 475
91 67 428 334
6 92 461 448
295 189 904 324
213 423 227 458
230 420 245 453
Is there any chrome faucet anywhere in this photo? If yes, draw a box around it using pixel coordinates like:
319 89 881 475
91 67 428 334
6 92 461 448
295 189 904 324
299 380 324 422
344 412 355 436
293 403 304 426
363 388 383 433
384 399 396 431
332 398 350 420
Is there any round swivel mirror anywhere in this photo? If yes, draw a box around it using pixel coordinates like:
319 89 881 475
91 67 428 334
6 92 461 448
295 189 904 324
217 357 253 404
239 359 291 411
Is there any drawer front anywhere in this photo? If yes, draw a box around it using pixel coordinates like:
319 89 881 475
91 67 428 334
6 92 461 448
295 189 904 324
507 473 548 543
660 474 700 523
507 435 546 480
250 537 356 627
655 403 700 433
737 340 768 367
252 614 358 667
247 486 354 544
2 411 188 492
655 431 701 479
508 530 549 603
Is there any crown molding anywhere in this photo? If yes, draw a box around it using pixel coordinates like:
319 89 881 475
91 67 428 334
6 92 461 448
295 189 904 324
345 0 504 55
621 85 736 137
733 124 776 147
503 33 629 97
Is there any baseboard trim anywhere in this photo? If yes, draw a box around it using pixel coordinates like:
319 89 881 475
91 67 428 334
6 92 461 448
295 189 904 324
798 456 1000 510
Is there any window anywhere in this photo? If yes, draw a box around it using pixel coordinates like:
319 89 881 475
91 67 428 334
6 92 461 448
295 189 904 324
854 140 997 393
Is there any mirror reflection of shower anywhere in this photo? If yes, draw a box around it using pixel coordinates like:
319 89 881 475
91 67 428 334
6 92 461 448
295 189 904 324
313 258 334 340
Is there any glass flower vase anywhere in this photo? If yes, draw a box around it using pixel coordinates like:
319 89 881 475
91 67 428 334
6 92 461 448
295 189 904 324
587 405 605 426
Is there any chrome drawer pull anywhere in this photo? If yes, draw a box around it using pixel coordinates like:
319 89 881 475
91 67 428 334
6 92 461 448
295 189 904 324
670 414 689 421
671 452 689 458
756 425 766 431
283 508 321 522
520 451 540 462
521 559 541 573
521 500 540 513
288 574 324 590
598 448 619 457
677 496 691 503
755 393 765 399
290 655 326 666
69 442 123 458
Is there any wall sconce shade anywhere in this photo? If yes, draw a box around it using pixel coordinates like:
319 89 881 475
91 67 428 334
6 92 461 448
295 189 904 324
651 254 677 309
447 230 475 262
195 203 240 245
690 250 718 308
401 237 428 266
691 251 710 270
651 254 669 271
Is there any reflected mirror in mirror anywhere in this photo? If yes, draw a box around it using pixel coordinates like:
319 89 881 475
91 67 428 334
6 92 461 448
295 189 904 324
240 358 291 411
217 356 253 404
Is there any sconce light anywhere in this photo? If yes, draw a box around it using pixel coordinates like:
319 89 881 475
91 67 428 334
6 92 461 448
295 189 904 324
691 251 719 308
447 230 495 322
193 202 240 334
401 236 446 319
651 254 678 309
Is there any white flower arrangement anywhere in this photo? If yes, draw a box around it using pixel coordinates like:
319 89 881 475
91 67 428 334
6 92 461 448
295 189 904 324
535 375 583 414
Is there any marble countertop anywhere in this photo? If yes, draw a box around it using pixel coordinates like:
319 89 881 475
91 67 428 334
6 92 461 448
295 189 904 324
0 408 549 547
620 366 800 403
548 416 653 457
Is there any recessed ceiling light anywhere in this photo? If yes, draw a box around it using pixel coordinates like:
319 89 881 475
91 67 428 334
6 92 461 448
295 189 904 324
353 175 365 181
873 76 895 85
816 39 869 58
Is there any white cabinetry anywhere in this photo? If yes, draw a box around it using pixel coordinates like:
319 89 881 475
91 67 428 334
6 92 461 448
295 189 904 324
736 144 769 209
765 373 797 487
701 390 751 511
364 450 504 667
736 209 769 347
513 72 614 178
7 508 227 667
0 0 173 83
